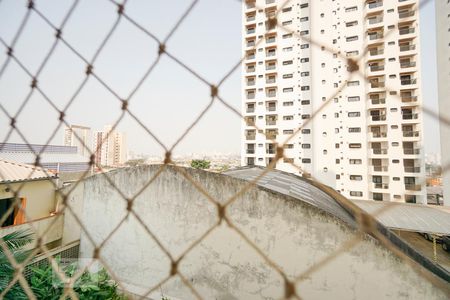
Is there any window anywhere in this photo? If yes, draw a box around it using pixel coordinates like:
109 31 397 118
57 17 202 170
301 86 310 91
300 17 308 22
283 129 294 134
348 127 361 133
300 44 309 49
301 100 310 105
346 36 358 42
282 20 292 26
283 101 294 105
283 115 293 120
348 96 360 102
284 144 294 149
301 72 310 77
349 143 362 148
300 3 308 8
302 158 311 163
347 81 360 86
283 88 293 93
346 20 358 27
350 191 363 197
348 112 361 117
350 175 363 181
301 129 310 134
302 114 311 119
300 58 309 63
283 73 293 79
283 47 293 52
282 7 292 12
282 33 293 39
302 144 311 149
283 60 293 65
345 6 358 12
300 30 309 36
349 159 362 164
346 50 359 57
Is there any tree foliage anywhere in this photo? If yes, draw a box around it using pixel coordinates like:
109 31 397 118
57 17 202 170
190 159 211 169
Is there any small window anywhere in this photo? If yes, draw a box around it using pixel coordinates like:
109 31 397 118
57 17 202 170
302 144 311 149
302 158 311 163
349 159 362 164
301 129 311 134
350 191 363 197
349 143 362 148
283 88 293 93
282 7 292 12
349 127 361 133
350 175 363 181
348 96 360 102
348 112 361 117
346 36 359 42
345 6 358 12
347 81 360 86
283 60 293 65
283 73 293 79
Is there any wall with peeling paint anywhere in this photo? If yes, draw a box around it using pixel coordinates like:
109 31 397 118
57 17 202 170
68 165 448 299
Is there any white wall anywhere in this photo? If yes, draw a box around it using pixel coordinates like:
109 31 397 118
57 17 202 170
71 166 447 299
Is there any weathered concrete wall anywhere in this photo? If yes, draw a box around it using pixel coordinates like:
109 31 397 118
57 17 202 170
73 165 448 299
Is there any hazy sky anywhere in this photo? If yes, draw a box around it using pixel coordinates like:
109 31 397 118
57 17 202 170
0 0 442 158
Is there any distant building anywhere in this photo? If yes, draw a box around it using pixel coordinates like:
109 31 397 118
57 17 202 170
0 143 91 185
436 0 450 206
241 0 426 204
64 125 92 157
93 125 127 167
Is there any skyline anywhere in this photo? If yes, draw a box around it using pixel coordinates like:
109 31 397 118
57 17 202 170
0 0 443 158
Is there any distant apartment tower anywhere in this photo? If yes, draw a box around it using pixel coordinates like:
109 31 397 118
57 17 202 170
242 0 425 203
436 0 450 206
64 125 92 157
93 125 127 167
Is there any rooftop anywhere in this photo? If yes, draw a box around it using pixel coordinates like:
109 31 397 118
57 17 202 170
0 159 57 184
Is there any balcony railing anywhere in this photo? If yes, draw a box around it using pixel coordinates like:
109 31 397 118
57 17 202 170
245 134 256 140
404 166 421 173
246 107 255 113
266 134 277 139
246 15 255 22
267 106 276 111
368 16 383 24
401 96 417 102
400 44 415 52
371 115 386 121
372 148 388 155
266 149 276 154
373 182 389 189
245 119 255 126
266 37 276 43
266 91 276 97
401 78 416 85
371 131 387 138
246 28 255 35
246 149 255 154
405 184 421 191
402 113 418 120
403 148 420 155
370 65 385 72
246 93 255 99
266 65 276 71
246 67 255 73
246 2 255 9
247 81 255 86
399 27 415 35
373 166 388 172
266 78 276 84
368 33 383 40
403 130 419 137
369 49 384 56
368 1 383 9
370 98 386 105
370 81 385 88
266 51 276 57
266 120 277 126
399 11 415 18
400 61 416 68
246 41 255 47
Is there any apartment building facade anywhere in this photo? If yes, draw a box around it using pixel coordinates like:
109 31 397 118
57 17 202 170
93 125 127 167
436 0 450 206
64 125 92 157
242 0 425 203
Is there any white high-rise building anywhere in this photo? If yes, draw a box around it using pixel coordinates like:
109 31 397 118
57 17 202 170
436 0 450 206
93 125 127 167
64 125 92 157
242 0 425 203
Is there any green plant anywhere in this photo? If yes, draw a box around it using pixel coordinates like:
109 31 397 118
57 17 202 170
0 230 34 299
190 159 211 169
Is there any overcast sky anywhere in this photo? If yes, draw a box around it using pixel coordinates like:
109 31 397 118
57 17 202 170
0 0 442 158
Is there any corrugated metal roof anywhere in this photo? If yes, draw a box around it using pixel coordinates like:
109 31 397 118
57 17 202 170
351 200 450 235
225 167 357 227
226 167 450 236
0 159 57 184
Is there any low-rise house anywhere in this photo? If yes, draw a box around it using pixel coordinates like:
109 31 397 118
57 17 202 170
0 159 63 250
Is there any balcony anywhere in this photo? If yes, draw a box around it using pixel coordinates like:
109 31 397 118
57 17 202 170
370 115 387 122
367 1 383 9
401 95 418 103
246 93 255 100
246 66 255 73
400 78 416 85
246 148 255 154
246 28 256 35
246 53 255 60
404 166 421 173
402 130 419 137
371 131 387 139
400 61 416 68
372 165 388 172
246 106 255 113
266 37 276 44
369 65 385 72
399 11 415 19
266 132 277 140
403 148 420 155
246 2 255 10
402 113 418 120
266 64 276 71
246 15 256 22
266 90 276 97
266 78 276 84
368 32 383 41
245 134 256 140
368 16 383 25
373 182 389 189
266 118 277 126
247 80 255 86
372 148 388 155
405 184 421 191
246 41 255 48
399 27 415 35
370 98 386 105
370 81 385 88
369 48 384 56
245 117 255 126
399 44 415 52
